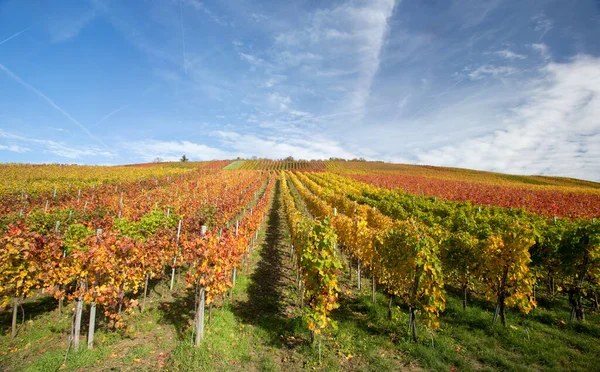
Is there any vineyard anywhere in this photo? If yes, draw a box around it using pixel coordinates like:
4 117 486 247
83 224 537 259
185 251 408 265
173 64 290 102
323 161 600 219
1 162 599 371
225 159 327 171
324 161 600 189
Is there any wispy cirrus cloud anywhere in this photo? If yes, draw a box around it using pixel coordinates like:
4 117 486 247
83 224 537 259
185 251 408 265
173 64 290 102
121 139 231 162
0 129 113 159
183 0 230 27
0 144 30 153
239 52 266 67
120 130 361 162
532 13 553 38
214 131 358 160
494 49 527 60
48 127 70 133
47 10 96 42
272 0 397 118
417 55 600 181
531 43 550 60
468 64 518 80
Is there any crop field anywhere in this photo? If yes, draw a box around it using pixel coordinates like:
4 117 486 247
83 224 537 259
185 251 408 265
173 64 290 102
323 161 600 219
1 162 599 371
124 160 232 170
325 161 600 189
234 159 327 171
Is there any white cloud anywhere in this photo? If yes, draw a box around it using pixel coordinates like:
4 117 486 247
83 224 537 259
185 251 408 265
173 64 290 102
288 109 310 117
267 92 292 110
47 11 96 43
251 13 268 23
239 52 266 66
494 49 526 60
122 139 231 162
273 0 397 117
456 0 502 30
417 55 600 181
276 51 322 67
468 64 518 80
49 127 70 133
44 143 113 159
532 13 553 37
0 129 114 159
0 144 30 153
183 0 229 26
397 95 410 111
214 131 357 160
315 68 357 77
531 43 550 60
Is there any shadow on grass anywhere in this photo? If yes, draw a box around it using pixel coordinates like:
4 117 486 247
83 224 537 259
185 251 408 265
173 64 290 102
231 180 303 348
157 288 196 342
0 295 58 334
331 287 393 338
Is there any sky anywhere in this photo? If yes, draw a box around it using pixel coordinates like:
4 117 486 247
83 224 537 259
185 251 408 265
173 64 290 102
0 0 599 181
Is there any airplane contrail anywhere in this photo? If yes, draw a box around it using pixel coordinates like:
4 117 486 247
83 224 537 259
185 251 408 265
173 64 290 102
284 102 393 125
0 26 32 46
405 78 465 121
0 63 108 147
88 105 129 129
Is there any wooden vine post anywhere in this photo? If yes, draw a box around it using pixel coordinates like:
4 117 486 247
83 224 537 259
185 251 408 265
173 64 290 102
73 282 85 350
194 286 206 347
87 229 102 349
170 219 183 291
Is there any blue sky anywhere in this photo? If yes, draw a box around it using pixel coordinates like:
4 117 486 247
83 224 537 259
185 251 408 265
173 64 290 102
1 0 599 180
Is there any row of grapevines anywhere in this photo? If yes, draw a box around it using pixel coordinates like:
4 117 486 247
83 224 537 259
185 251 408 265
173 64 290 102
346 173 600 219
0 163 198 201
308 172 600 325
183 174 275 346
2 170 264 236
0 164 207 215
0 170 273 349
307 173 537 323
287 172 445 340
279 173 342 341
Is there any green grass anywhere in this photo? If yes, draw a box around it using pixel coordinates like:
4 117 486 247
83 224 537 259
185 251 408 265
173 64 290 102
2 264 599 371
166 275 272 371
495 174 553 186
223 160 246 170
316 276 600 371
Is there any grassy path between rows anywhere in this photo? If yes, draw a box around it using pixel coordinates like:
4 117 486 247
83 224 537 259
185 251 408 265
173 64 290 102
171 178 414 371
